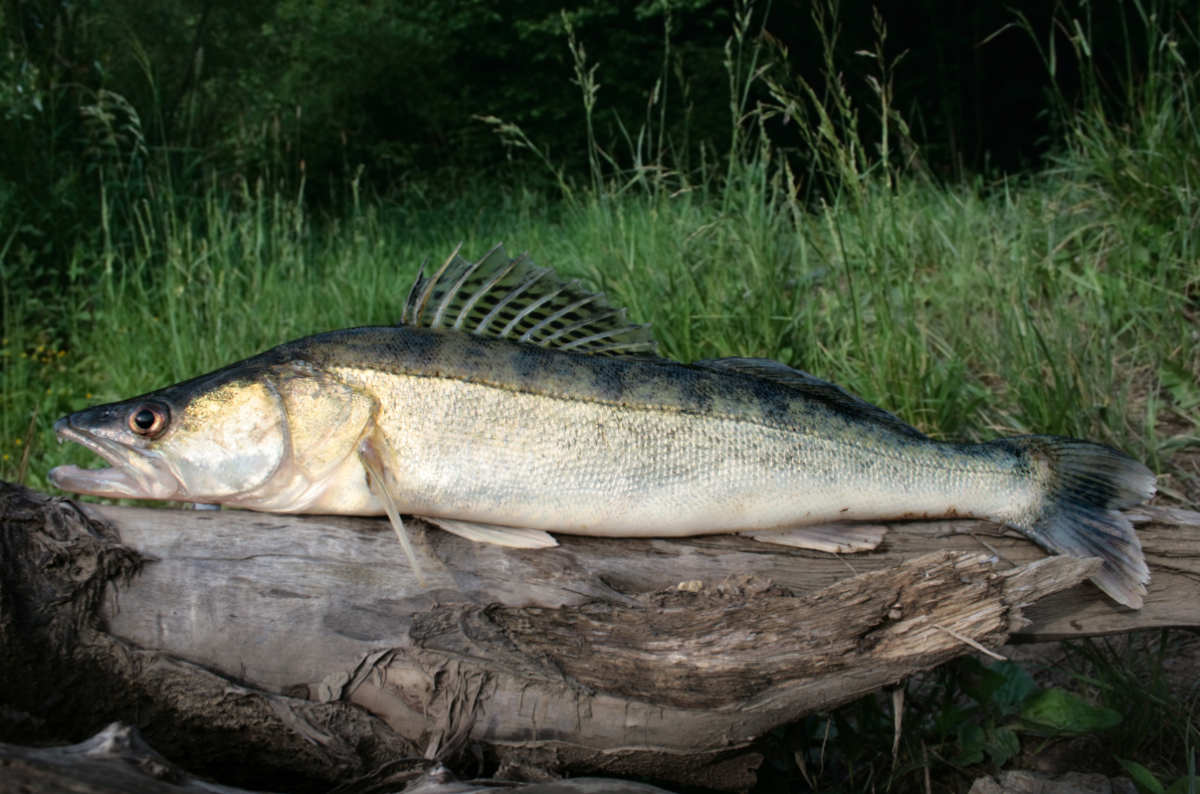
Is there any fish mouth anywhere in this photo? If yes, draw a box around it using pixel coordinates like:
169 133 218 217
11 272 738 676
49 418 181 500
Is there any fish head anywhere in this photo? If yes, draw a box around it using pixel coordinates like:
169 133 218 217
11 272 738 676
50 366 291 502
49 360 376 508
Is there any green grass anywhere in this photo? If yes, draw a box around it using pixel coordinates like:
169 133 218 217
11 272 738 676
1055 631 1200 773
4 165 1197 497
4 0 1197 497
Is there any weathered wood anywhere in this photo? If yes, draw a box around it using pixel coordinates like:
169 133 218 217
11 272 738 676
0 484 415 794
90 503 1200 693
0 723 677 794
3 481 1198 791
345 549 1099 785
0 723 254 794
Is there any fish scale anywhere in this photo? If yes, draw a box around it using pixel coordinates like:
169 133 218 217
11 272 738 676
49 245 1155 607
193 326 1061 535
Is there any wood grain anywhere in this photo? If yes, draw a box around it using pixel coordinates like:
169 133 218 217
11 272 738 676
90 503 1200 693
4 481 1197 790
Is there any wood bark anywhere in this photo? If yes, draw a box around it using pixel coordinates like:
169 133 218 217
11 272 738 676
0 723 256 794
2 480 1197 791
0 722 676 794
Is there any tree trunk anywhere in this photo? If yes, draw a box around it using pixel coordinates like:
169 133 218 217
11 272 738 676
2 481 1197 791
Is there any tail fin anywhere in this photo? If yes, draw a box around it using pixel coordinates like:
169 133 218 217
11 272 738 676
990 436 1156 609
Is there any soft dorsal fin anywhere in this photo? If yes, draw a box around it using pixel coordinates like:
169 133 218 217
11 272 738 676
691 357 927 438
402 243 662 358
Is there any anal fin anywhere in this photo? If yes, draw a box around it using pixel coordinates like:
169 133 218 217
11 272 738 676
424 517 558 549
358 436 428 588
741 523 887 553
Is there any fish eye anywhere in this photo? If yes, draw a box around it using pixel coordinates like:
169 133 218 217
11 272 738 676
128 402 170 437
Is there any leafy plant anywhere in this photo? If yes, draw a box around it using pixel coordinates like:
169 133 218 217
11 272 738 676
1054 631 1200 775
1120 751 1198 794
942 658 1121 767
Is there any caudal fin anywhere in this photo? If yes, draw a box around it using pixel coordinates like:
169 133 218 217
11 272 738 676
991 436 1156 609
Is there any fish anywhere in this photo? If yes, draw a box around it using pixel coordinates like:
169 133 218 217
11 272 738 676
49 244 1156 606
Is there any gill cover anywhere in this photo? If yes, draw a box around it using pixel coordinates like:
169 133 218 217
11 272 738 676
161 372 291 499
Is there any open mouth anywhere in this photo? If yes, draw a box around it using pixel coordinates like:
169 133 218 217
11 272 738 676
49 418 180 500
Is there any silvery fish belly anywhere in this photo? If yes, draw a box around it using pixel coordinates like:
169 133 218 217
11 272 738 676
49 244 1157 607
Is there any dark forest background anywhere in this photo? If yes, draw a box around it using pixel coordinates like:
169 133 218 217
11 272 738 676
3 0 1198 254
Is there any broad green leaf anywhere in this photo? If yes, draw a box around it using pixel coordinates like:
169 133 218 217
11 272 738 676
962 667 1006 706
1118 759 1165 794
1019 689 1122 735
953 722 985 766
984 726 1021 767
1164 777 1195 794
988 661 1038 715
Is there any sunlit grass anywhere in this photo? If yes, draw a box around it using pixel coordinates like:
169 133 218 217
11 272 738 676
3 165 1197 498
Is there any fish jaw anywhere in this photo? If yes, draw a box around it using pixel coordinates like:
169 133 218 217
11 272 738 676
50 417 183 500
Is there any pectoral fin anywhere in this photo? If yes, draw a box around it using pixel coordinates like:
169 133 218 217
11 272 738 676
741 523 887 553
357 436 428 587
423 516 558 549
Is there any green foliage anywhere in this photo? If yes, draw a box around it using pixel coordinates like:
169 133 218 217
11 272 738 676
1120 752 1198 794
758 3 917 203
782 655 1133 793
1054 631 1200 777
0 0 737 191
1016 688 1123 736
3 0 1196 519
942 658 1121 768
1027 0 1200 232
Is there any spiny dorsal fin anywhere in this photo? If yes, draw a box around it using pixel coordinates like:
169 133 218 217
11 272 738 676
402 244 662 358
691 357 927 438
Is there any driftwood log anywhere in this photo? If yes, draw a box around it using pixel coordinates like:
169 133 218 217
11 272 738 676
2 480 1198 792
0 721 674 794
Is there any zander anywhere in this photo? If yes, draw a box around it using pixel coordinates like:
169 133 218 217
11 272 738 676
50 245 1156 605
